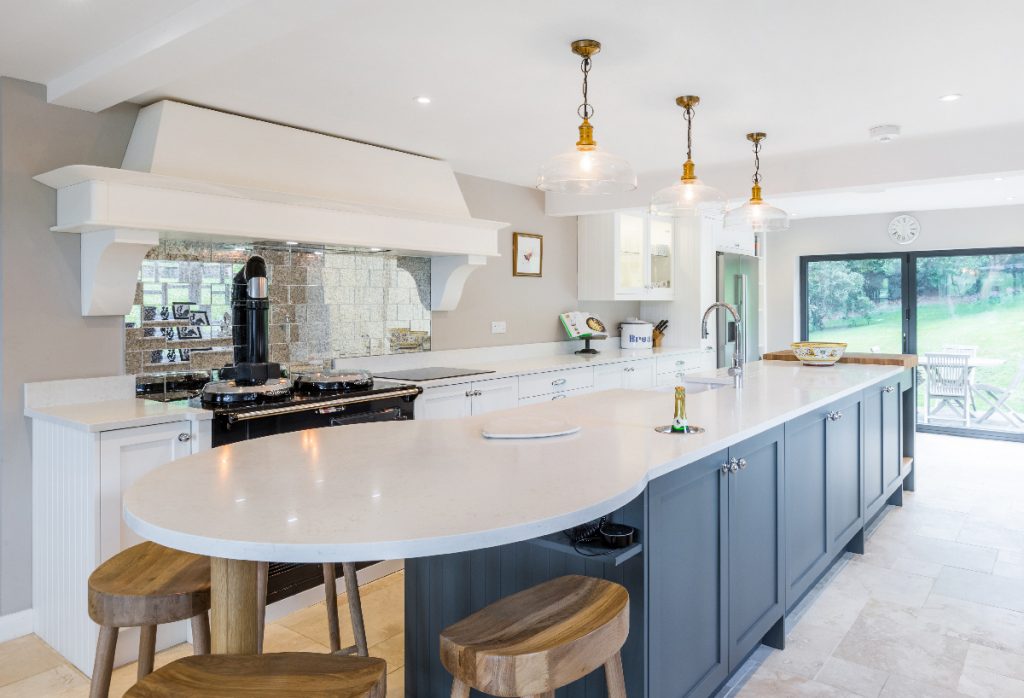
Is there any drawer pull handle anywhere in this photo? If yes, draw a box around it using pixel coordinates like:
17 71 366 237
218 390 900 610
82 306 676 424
721 463 732 475
177 433 191 442
883 385 896 393
552 394 567 400
827 410 843 421
675 360 685 366
551 378 567 386
737 458 748 469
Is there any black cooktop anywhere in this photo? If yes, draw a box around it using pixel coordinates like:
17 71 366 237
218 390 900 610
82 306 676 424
190 378 418 415
373 367 495 381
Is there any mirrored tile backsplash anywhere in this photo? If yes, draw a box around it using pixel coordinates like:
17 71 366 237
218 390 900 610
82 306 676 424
124 241 431 376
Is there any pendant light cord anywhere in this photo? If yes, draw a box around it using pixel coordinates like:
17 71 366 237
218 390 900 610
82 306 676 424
577 56 594 120
684 104 695 161
752 138 762 185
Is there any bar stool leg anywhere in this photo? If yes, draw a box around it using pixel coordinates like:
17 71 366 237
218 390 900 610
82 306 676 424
137 625 157 680
89 625 119 698
604 650 627 698
255 561 269 654
342 562 368 657
450 678 471 698
323 563 342 653
191 612 211 655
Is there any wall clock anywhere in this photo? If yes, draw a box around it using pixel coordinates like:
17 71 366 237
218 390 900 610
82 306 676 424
888 214 920 245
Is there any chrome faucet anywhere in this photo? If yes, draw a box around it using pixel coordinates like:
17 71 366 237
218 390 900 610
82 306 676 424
701 302 744 388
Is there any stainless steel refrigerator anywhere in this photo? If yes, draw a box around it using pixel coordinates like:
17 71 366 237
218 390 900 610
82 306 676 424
716 252 760 368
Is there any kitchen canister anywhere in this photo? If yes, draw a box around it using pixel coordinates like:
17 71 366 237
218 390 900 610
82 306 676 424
619 319 654 349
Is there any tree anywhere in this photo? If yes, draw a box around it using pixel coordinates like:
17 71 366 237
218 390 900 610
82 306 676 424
807 262 875 331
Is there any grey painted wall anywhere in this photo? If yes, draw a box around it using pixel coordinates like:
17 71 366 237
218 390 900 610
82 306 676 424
764 205 1024 352
0 78 140 614
432 174 640 350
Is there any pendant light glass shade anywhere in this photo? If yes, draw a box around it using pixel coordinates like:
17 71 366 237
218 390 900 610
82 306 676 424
537 40 637 195
651 96 724 216
724 132 789 233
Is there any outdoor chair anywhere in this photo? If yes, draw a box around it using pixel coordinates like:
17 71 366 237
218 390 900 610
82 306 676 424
924 352 972 427
974 360 1024 430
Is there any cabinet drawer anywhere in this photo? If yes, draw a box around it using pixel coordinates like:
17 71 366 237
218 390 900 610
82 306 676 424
656 354 694 375
518 387 590 406
518 367 593 398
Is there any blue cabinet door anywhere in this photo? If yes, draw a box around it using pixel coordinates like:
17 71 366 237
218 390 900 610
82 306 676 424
647 450 729 698
727 427 784 670
783 410 829 610
862 386 886 519
881 380 902 494
827 393 863 552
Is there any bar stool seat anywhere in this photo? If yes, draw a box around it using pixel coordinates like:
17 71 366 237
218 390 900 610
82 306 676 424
440 575 629 698
88 542 211 698
124 653 387 697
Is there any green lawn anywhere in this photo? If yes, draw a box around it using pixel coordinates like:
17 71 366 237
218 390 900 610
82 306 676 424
809 297 1024 419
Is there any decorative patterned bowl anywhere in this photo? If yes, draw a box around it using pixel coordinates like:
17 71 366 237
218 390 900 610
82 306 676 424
790 342 847 366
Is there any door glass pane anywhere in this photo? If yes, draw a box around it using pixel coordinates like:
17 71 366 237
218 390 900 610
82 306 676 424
618 214 644 291
805 257 903 352
916 252 1024 435
649 217 673 291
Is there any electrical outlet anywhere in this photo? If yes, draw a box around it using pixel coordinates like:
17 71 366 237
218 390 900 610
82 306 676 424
491 321 507 334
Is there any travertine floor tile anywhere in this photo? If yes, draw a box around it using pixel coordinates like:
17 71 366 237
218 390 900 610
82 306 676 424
829 559 935 609
957 665 1024 698
879 673 969 698
963 642 1024 682
815 656 889 698
739 668 860 696
919 594 1024 655
933 566 1024 613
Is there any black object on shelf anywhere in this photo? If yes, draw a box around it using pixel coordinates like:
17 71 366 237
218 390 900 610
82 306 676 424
576 336 601 355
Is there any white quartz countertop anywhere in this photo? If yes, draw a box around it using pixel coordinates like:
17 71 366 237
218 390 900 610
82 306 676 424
123 360 903 562
25 398 213 432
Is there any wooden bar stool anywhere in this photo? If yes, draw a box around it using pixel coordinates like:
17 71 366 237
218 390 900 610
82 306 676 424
88 542 211 698
256 562 368 656
124 652 387 697
440 575 629 698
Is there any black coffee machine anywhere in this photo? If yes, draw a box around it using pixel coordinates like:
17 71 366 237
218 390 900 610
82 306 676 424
221 255 282 385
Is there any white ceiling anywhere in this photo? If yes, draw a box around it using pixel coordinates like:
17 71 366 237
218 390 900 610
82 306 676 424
2 0 1024 195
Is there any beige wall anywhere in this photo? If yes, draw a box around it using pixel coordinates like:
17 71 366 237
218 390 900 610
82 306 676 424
765 205 1024 351
0 78 139 614
432 174 640 350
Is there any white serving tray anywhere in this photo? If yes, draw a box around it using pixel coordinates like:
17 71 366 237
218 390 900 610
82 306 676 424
481 417 581 440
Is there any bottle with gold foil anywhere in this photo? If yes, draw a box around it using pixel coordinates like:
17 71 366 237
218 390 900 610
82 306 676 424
671 386 688 432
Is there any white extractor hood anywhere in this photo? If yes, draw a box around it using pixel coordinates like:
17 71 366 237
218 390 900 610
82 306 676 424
35 101 508 316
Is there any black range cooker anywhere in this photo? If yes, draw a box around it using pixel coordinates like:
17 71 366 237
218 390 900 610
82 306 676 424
138 254 421 603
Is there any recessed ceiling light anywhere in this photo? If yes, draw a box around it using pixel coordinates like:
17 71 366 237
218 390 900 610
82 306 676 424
994 177 1004 182
939 93 962 102
414 96 431 105
869 124 901 142
1007 196 1015 201
285 241 298 246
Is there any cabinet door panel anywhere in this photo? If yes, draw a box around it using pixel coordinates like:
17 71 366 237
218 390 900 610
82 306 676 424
728 428 784 670
827 395 862 551
415 384 472 420
100 421 192 561
625 359 655 390
784 412 828 608
862 387 886 519
470 377 519 415
648 451 729 698
594 364 626 392
881 381 902 493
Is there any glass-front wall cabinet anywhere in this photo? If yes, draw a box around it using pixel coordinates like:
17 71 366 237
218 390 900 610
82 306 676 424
578 210 675 302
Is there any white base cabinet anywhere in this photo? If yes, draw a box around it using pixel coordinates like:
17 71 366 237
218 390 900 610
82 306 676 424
594 359 655 391
415 377 519 420
31 417 208 675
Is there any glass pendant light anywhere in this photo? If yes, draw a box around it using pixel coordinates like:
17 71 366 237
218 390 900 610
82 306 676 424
724 132 790 233
650 96 724 216
537 39 637 194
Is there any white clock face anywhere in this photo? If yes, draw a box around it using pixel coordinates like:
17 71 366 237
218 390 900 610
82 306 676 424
888 215 920 245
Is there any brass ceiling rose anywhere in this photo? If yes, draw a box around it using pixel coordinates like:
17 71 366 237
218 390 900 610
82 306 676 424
571 39 602 58
747 132 767 144
676 95 700 110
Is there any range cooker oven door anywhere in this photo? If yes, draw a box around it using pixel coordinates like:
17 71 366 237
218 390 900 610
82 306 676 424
211 393 417 605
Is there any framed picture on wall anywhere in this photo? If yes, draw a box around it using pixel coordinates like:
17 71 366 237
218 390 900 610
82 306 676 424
512 232 543 277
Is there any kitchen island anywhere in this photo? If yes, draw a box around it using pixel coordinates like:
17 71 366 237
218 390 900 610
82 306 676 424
123 359 916 697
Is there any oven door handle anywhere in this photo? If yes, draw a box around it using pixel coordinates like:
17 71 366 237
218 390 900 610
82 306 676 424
224 387 422 423
329 408 406 426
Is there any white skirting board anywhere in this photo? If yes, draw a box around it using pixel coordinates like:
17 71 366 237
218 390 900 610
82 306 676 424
0 609 34 643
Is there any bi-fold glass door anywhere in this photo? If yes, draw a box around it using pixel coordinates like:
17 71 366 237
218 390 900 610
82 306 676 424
801 248 1024 441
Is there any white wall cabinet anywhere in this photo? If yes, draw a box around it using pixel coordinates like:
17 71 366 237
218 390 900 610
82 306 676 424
416 377 520 420
712 214 756 257
579 211 675 301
